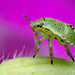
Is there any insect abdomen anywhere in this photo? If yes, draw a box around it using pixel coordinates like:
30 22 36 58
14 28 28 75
43 18 75 47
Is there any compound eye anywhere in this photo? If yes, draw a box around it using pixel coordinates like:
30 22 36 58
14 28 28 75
37 23 44 27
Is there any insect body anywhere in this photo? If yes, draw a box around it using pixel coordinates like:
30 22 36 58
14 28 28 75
24 15 75 64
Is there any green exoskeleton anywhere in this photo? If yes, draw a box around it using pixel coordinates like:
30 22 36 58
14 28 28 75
24 15 75 64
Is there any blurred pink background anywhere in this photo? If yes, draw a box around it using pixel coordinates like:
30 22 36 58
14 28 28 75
0 0 75 63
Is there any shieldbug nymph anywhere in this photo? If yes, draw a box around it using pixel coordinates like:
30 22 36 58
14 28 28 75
23 15 75 64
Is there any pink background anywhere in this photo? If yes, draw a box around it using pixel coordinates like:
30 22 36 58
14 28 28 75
0 0 75 62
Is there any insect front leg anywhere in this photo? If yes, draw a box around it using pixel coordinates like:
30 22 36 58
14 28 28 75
33 31 47 58
48 35 54 64
58 40 74 62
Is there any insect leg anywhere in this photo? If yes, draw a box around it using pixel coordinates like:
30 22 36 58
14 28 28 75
48 35 54 64
58 40 74 62
39 35 48 44
64 43 74 61
33 32 47 58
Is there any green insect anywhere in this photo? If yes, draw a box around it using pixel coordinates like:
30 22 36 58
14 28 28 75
23 15 75 64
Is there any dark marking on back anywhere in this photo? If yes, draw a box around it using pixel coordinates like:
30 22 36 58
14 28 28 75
54 24 56 27
59 24 62 30
43 18 45 21
70 25 74 29
45 28 50 31
61 39 64 42
54 37 57 40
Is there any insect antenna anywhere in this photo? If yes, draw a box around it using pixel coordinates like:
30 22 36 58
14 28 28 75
23 15 32 23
